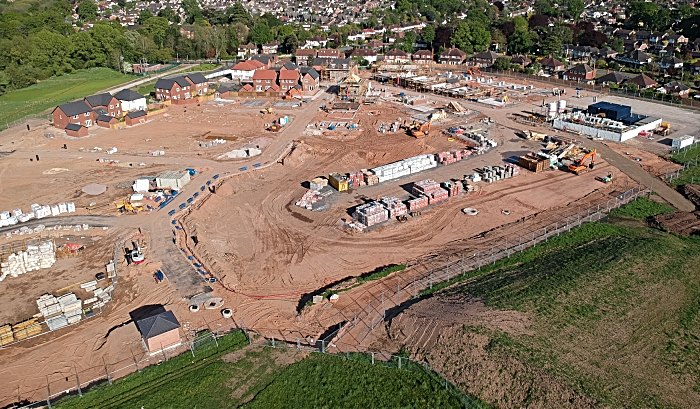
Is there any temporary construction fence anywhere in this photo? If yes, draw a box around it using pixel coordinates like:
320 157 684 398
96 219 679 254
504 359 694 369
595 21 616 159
5 321 243 409
328 185 652 347
245 330 483 409
0 239 118 348
665 140 700 184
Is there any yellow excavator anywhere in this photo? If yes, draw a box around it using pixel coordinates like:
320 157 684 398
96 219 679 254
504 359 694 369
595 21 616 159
411 121 432 138
568 149 597 175
261 108 274 115
116 200 141 213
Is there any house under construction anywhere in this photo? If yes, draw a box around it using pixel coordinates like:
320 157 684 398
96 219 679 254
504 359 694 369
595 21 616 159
339 74 370 102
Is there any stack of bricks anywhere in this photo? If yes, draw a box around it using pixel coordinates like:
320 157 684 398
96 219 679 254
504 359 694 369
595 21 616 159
505 163 520 176
353 202 389 227
408 196 428 211
443 181 461 197
380 197 407 217
412 179 441 197
362 169 379 186
348 172 364 187
427 188 449 204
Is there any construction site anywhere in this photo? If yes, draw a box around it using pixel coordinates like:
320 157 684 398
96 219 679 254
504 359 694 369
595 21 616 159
0 66 700 408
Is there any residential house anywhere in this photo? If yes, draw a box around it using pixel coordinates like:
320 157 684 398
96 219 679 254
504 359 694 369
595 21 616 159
295 49 317 65
367 39 384 51
252 70 278 92
666 34 688 46
510 54 532 68
280 62 298 70
595 71 628 85
439 47 466 65
614 29 635 40
184 73 208 96
304 36 328 48
615 49 652 68
691 61 700 75
229 60 265 82
412 49 434 64
52 100 97 130
540 57 565 75
659 81 690 97
318 49 341 58
649 32 666 45
299 67 320 92
562 64 596 83
597 48 618 61
238 43 258 58
113 89 147 113
154 77 191 101
624 74 658 90
384 48 411 63
562 45 599 61
249 54 277 68
658 56 683 72
348 48 378 64
347 31 364 42
262 41 281 54
179 25 195 40
635 31 651 42
362 28 375 37
471 50 501 67
278 69 300 91
84 93 121 117
64 123 88 137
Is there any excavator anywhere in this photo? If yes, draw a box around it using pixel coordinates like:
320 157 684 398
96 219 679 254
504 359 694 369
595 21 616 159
284 88 303 100
116 200 141 214
568 149 597 175
261 107 274 115
466 67 482 76
411 121 431 138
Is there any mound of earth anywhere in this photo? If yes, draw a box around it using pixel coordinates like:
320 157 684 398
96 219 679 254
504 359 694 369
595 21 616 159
282 144 313 167
682 184 700 208
653 211 700 235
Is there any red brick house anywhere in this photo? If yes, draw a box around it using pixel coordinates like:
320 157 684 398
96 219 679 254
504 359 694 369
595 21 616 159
253 70 278 91
295 49 317 65
135 310 181 354
185 73 209 96
540 57 565 75
52 100 97 130
299 67 320 92
384 48 411 63
154 76 192 101
96 115 118 128
278 69 300 91
317 49 341 58
471 50 501 67
125 110 148 126
439 47 467 65
85 93 122 117
562 63 596 83
367 40 384 50
413 49 433 63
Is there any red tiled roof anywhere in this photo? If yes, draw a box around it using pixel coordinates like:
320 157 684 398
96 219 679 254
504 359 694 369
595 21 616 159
253 70 278 80
279 70 300 80
232 61 260 71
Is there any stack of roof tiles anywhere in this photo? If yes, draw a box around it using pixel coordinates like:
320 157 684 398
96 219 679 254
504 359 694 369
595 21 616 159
380 197 407 217
353 202 389 227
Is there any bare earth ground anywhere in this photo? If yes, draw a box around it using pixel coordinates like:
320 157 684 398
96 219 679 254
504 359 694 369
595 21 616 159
0 74 698 406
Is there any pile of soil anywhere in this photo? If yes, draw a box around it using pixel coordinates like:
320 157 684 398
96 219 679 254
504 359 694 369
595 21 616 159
653 212 700 235
282 144 313 167
682 184 700 208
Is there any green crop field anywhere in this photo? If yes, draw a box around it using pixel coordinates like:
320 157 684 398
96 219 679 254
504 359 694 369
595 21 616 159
420 201 700 407
0 68 132 126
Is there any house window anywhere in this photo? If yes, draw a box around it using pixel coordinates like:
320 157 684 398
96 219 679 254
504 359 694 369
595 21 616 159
109 105 113 109
111 112 115 117
266 80 270 83
176 88 180 92
84 113 90 117
116 103 119 108
85 119 92 126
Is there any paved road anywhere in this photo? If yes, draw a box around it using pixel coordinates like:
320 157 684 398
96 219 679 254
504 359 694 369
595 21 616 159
588 140 696 212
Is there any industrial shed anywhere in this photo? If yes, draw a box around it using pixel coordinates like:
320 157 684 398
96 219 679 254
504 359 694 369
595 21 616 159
135 310 181 354
156 170 191 190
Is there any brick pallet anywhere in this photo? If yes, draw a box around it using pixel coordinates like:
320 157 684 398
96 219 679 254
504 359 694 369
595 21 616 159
408 196 429 211
412 179 441 197
353 202 389 227
427 188 449 204
380 197 407 217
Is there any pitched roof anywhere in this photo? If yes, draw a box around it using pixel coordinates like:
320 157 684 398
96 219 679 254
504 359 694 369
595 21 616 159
440 47 466 57
300 67 320 79
252 70 278 80
386 48 410 57
232 61 261 71
155 76 190 90
595 71 628 84
623 49 651 62
567 63 595 73
472 50 500 60
126 110 147 119
540 57 564 67
85 93 115 108
135 310 180 340
510 54 532 64
296 49 317 56
250 55 274 64
625 74 657 88
96 114 116 122
350 48 376 57
64 123 83 131
282 62 298 70
114 89 145 101
278 69 300 80
186 73 207 84
665 81 690 91
413 50 432 57
312 57 331 66
55 100 93 116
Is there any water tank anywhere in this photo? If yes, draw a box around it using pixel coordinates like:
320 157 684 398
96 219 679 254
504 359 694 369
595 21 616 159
558 100 567 113
548 102 557 117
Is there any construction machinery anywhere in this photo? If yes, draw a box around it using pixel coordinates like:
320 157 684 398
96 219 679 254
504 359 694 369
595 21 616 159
261 108 274 115
116 200 141 214
568 149 597 175
285 88 303 100
130 241 145 264
411 121 431 138
466 68 482 76
654 122 670 136
602 172 613 183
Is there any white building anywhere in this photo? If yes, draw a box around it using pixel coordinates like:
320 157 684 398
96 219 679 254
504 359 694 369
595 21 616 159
113 89 147 112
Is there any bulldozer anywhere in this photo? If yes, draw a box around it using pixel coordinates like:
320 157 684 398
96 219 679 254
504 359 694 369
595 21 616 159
568 149 597 175
411 121 431 138
261 108 274 115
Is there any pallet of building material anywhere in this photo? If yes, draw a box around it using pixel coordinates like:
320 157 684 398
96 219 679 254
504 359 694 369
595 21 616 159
80 281 98 289
45 315 68 331
0 324 13 345
13 318 41 339
84 297 98 305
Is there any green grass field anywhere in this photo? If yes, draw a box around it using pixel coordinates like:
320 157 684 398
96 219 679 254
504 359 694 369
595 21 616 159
420 200 700 408
0 68 132 126
609 197 675 218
